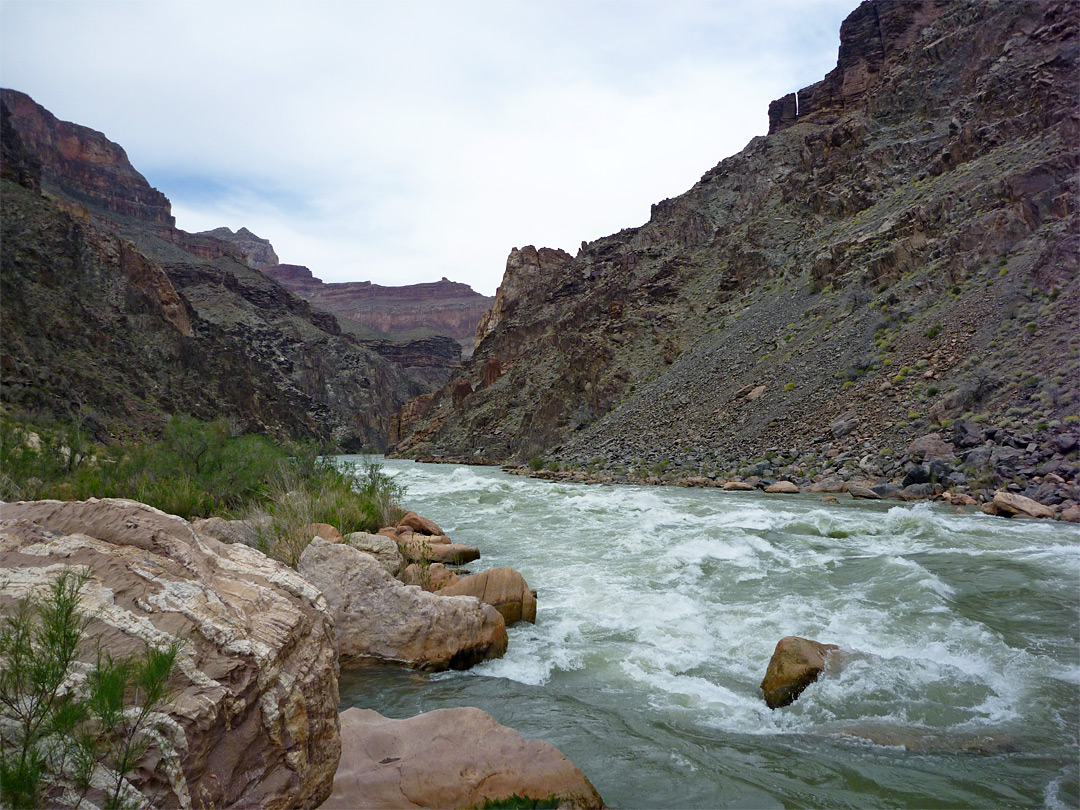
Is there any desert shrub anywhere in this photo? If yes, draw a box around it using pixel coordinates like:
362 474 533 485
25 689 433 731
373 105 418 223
0 570 180 810
527 456 545 472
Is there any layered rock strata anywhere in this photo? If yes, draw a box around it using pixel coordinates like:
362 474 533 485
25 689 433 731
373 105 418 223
0 498 341 809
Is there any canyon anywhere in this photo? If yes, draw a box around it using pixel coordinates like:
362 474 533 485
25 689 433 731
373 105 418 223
0 89 465 449
391 0 1078 508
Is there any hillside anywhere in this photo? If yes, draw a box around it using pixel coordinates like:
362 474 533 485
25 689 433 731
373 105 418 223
392 0 1079 498
0 89 459 449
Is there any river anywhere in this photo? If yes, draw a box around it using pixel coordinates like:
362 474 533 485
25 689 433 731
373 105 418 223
338 457 1079 809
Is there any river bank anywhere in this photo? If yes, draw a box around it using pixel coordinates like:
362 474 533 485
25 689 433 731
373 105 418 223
399 419 1080 523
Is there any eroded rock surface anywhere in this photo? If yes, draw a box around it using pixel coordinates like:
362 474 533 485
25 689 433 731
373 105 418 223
0 498 340 810
298 538 506 671
440 566 538 625
321 707 605 810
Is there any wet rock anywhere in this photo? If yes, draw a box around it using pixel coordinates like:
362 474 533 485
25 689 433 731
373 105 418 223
322 707 604 810
298 537 506 670
821 496 840 504
0 498 340 810
1060 504 1080 523
990 490 1055 519
847 484 881 499
765 480 800 494
346 531 404 576
440 566 538 625
760 636 839 709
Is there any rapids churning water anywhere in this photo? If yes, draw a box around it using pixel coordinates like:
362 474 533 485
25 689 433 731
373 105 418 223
339 457 1079 809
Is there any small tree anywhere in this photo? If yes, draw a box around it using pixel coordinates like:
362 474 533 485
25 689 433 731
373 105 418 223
0 570 180 810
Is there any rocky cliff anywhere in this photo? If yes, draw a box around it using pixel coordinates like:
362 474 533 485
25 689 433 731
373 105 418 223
261 265 494 355
1 89 456 449
393 0 1079 495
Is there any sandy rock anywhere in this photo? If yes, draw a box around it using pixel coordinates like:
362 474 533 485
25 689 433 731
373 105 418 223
1060 504 1080 523
760 636 839 709
765 480 799 494
0 498 340 810
399 562 461 591
346 531 404 576
397 511 444 536
304 522 343 542
821 496 840 504
809 477 847 493
298 538 506 671
847 484 881 500
991 490 1055 519
401 536 481 565
440 567 537 625
191 515 262 546
722 481 755 491
746 384 767 401
322 707 604 810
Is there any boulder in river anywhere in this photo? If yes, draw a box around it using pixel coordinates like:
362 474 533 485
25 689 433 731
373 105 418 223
722 481 755 491
847 484 881 500
401 536 481 565
764 480 799 494
985 490 1055 519
760 636 839 709
0 498 340 810
397 511 444 536
439 566 538 625
399 561 461 591
298 537 506 670
321 706 605 809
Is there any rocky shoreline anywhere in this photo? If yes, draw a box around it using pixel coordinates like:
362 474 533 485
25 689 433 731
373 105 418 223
0 497 604 809
405 418 1080 523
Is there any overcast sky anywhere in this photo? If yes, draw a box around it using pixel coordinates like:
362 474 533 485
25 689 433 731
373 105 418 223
2 0 855 295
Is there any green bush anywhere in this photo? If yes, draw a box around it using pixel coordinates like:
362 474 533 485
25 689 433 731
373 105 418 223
0 570 180 810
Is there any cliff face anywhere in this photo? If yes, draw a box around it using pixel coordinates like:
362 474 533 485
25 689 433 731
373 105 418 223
1 89 174 226
1 90 456 449
262 266 494 355
199 226 280 268
394 0 1079 480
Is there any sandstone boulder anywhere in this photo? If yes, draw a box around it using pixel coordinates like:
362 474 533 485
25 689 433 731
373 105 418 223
722 481 755 491
764 480 799 494
399 561 461 591
191 515 261 546
321 707 604 810
760 636 839 709
304 521 343 543
298 538 506 670
847 484 882 500
439 566 537 625
0 498 340 810
397 511 444 536
345 531 404 576
991 490 1055 519
401 536 481 565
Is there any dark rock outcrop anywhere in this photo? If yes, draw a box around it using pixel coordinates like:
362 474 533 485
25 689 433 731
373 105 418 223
392 0 1078 494
0 88 446 449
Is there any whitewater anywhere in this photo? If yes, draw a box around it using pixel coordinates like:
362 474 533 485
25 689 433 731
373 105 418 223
339 457 1079 809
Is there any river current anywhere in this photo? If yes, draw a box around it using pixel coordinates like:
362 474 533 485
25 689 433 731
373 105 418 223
338 457 1079 809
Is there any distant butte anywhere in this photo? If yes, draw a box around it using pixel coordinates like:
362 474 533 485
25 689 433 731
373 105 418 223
201 227 493 355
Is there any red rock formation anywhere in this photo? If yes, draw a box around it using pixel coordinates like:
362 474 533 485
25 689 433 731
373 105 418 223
482 354 502 387
1 89 173 225
263 265 493 352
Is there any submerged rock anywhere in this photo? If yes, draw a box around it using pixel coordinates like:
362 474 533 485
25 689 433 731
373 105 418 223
321 707 605 810
298 538 506 670
760 636 839 709
987 490 1055 519
0 498 340 810
439 566 538 625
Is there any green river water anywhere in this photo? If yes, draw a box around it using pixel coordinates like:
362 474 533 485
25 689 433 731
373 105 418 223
338 457 1079 809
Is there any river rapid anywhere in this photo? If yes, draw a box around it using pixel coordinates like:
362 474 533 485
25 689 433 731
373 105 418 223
338 457 1079 809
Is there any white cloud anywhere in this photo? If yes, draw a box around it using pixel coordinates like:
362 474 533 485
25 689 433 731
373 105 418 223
2 0 855 294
